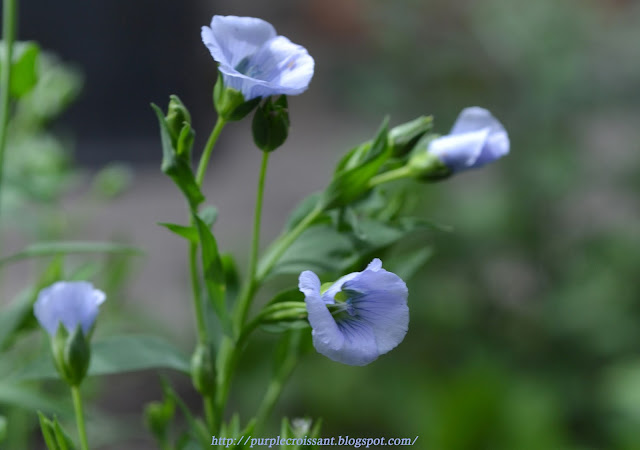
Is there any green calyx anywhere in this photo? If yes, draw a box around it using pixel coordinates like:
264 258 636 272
51 324 91 387
213 73 260 121
403 134 452 181
389 115 433 157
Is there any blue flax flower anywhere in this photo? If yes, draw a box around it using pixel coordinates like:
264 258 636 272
202 15 314 101
428 107 509 172
34 281 106 336
298 259 409 366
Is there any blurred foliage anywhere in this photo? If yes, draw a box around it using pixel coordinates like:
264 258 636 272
0 46 143 449
278 1 640 449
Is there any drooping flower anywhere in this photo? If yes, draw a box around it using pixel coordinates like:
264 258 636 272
34 281 106 336
298 259 409 366
201 15 314 101
427 107 509 172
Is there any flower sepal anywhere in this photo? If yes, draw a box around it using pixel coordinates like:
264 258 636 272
190 343 215 395
213 74 261 122
389 115 433 157
165 95 194 158
255 300 308 333
51 323 91 387
252 95 290 152
407 137 453 182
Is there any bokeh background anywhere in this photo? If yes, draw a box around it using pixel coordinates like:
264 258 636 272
3 0 640 448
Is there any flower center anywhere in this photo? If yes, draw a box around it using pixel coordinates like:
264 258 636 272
234 56 265 79
330 291 357 317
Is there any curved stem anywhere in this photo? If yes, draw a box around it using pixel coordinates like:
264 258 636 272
71 385 89 450
367 165 413 188
196 116 226 187
234 151 270 330
256 204 324 282
0 0 18 217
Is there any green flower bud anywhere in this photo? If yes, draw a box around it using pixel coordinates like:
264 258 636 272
51 324 91 386
252 95 290 153
166 95 191 138
190 344 215 395
213 74 261 121
144 400 175 440
389 115 433 157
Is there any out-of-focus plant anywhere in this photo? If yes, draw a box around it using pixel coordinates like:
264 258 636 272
305 1 640 448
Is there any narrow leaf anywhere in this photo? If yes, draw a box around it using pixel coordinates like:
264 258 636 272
193 214 232 334
0 241 141 268
13 335 190 380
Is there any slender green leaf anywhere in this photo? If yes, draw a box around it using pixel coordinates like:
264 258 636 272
0 241 141 268
53 417 75 450
38 413 60 450
194 214 231 334
0 41 40 98
0 383 70 413
270 224 354 278
158 222 198 243
323 118 391 209
13 335 190 381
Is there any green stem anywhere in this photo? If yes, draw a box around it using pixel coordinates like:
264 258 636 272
71 385 89 450
0 0 18 217
367 165 413 188
190 117 227 432
189 242 207 343
234 151 270 330
256 204 324 282
203 394 217 432
196 116 226 186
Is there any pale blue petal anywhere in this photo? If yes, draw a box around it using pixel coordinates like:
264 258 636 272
366 258 382 271
343 266 409 355
428 129 490 172
475 130 510 167
332 318 379 366
202 16 276 68
34 281 106 336
218 36 314 100
322 272 359 303
450 107 503 135
299 271 345 355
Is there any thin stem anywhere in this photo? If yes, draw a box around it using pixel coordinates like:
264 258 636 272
256 204 324 282
189 242 207 343
0 0 18 216
71 385 89 450
234 151 270 330
203 394 217 432
367 165 413 188
196 116 226 187
189 116 227 432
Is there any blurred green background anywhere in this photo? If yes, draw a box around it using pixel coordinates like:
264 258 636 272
4 0 640 448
